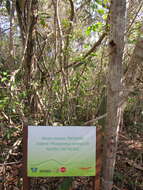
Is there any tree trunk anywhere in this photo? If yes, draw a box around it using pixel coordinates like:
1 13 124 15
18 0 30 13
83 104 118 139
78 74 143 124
101 1 127 190
8 0 15 66
16 0 38 112
124 31 143 96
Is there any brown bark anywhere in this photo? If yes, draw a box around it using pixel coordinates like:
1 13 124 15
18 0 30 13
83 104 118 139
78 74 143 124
123 32 143 97
63 0 74 68
9 0 15 56
94 127 103 190
16 0 38 113
101 1 127 190
16 0 38 85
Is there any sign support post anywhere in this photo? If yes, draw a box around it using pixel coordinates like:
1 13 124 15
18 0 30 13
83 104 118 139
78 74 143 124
93 127 102 190
23 125 30 190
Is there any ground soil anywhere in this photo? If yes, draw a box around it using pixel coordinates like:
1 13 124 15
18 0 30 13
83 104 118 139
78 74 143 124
0 123 142 190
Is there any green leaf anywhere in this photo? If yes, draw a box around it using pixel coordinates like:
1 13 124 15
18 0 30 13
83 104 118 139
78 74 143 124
103 14 108 20
103 0 109 4
3 72 8 76
1 77 7 82
85 22 103 35
97 9 104 14
40 18 46 26
84 44 90 49
85 27 91 36
96 0 102 5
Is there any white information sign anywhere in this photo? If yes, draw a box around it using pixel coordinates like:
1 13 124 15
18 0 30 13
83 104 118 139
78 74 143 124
28 126 96 177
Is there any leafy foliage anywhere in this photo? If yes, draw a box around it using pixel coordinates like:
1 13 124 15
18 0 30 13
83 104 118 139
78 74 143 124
0 0 143 189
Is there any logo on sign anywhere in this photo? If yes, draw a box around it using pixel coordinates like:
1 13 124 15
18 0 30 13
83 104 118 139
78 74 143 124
31 168 38 172
59 167 67 172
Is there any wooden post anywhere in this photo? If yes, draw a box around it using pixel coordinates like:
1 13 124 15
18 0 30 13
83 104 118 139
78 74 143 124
93 127 102 190
23 125 30 190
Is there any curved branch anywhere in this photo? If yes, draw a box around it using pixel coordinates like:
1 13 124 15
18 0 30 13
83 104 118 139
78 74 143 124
69 0 74 23
45 31 106 78
83 32 107 59
63 0 74 68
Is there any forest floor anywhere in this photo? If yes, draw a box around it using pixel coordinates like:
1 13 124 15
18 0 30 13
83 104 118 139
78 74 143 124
114 124 143 190
0 123 143 190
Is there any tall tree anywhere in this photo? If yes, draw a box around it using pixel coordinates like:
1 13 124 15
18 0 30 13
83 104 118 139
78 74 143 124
102 0 127 190
16 0 38 112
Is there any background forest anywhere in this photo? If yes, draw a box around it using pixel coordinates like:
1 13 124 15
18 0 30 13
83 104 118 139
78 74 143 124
0 0 143 189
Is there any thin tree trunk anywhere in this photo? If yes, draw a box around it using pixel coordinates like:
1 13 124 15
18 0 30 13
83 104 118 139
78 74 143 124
123 30 143 97
9 0 15 66
16 0 38 113
101 1 127 190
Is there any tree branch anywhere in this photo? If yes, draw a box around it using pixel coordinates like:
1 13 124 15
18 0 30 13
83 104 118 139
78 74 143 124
83 32 107 59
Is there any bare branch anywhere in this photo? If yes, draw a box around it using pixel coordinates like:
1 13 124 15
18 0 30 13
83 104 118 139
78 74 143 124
84 114 107 125
83 32 107 59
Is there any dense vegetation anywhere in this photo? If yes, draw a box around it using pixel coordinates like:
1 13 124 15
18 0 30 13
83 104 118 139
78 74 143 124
0 0 143 189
